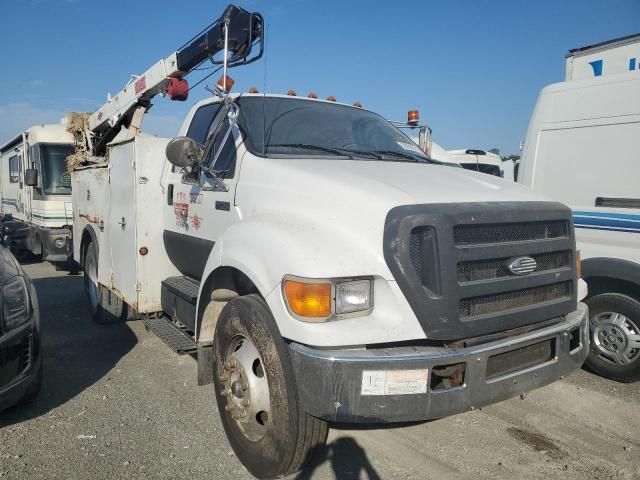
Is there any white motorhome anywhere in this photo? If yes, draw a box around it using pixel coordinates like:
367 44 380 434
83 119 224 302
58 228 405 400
0 123 75 265
519 34 640 382
67 5 589 477
447 149 504 177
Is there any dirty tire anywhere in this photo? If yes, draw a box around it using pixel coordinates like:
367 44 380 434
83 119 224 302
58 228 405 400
213 294 328 479
585 293 640 382
83 242 126 325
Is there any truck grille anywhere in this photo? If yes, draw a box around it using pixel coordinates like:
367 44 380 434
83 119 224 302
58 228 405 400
459 282 572 318
457 250 572 283
454 221 568 245
384 202 577 340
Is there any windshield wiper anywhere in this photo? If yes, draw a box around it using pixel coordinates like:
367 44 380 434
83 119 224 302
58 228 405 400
268 143 356 158
373 150 440 164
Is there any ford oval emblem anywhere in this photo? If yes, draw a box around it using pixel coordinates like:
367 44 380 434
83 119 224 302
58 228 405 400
508 256 537 275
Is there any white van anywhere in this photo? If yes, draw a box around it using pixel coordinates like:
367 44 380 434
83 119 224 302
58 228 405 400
518 70 640 381
0 123 75 265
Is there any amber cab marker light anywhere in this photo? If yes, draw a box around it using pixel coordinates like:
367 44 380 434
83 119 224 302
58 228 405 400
408 109 420 125
283 280 332 318
577 250 582 278
307 92 318 99
327 95 336 102
353 101 363 108
287 89 297 96
248 86 259 93
216 74 235 91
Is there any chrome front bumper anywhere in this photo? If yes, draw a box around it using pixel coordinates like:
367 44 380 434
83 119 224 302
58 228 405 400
290 303 589 423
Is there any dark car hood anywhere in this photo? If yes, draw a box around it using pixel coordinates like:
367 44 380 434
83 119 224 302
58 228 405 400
0 245 21 283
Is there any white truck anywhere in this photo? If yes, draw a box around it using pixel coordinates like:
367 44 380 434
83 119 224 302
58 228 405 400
70 5 589 478
0 123 75 265
518 34 640 382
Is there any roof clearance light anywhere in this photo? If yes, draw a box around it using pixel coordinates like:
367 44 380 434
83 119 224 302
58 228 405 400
248 86 259 93
353 101 362 108
308 92 318 99
287 89 297 96
327 95 336 102
216 74 235 92
408 110 420 125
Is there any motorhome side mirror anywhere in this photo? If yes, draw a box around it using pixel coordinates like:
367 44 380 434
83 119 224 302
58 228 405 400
24 169 38 187
165 137 202 168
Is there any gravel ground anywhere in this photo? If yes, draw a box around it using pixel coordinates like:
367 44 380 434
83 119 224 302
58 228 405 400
0 261 638 480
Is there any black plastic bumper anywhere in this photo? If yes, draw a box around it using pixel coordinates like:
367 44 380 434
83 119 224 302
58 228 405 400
290 303 589 423
0 322 40 412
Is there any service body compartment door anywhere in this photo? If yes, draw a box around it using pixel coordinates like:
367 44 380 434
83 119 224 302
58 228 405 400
108 140 138 307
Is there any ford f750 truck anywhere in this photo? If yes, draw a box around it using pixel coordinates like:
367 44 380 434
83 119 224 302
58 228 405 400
68 5 589 478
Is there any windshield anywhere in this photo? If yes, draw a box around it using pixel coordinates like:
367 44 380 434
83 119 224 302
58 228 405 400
37 144 74 195
237 97 436 163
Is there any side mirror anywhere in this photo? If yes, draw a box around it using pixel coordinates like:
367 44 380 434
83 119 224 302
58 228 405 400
24 169 38 187
166 137 202 169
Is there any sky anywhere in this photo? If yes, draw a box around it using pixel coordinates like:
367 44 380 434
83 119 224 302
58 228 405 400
0 0 638 156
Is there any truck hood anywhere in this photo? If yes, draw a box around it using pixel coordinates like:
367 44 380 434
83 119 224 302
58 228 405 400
238 156 545 212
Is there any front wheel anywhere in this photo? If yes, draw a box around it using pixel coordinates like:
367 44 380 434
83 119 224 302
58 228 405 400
213 294 328 479
585 293 640 382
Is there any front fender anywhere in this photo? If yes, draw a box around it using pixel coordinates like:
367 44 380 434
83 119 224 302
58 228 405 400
196 214 425 347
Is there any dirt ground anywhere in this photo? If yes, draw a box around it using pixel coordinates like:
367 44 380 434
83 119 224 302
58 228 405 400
1 262 638 479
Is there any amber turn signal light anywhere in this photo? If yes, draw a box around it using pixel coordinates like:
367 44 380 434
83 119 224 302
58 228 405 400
283 280 332 318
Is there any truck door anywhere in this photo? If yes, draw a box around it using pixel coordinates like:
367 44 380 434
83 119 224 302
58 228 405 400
166 104 242 280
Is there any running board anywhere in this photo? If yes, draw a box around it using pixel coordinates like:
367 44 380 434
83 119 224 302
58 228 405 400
143 316 197 355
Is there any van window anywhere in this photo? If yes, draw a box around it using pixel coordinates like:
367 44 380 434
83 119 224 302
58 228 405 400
9 156 19 183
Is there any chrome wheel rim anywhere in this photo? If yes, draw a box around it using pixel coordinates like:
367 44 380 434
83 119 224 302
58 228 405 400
221 335 271 442
590 311 640 365
85 256 99 310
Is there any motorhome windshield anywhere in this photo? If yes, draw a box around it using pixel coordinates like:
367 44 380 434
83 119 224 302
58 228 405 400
34 144 74 195
237 97 435 163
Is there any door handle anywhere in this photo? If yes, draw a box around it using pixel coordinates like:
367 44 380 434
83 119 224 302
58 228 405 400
118 217 126 230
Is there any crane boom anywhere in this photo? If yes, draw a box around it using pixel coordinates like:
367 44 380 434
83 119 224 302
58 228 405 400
88 4 263 156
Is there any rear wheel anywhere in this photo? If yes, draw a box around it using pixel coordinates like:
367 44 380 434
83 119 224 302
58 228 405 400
83 242 126 324
585 293 640 382
213 294 328 479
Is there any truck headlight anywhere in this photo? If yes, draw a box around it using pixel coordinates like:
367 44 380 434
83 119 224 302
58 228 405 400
283 277 372 321
335 280 371 314
2 276 30 331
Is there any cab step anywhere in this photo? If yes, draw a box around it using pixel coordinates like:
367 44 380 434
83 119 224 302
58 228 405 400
143 315 197 355
161 275 200 332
